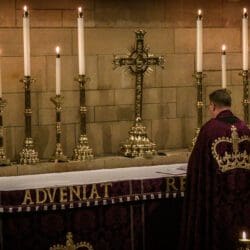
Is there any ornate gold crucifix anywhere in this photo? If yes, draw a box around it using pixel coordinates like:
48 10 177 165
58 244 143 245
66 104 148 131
113 30 164 157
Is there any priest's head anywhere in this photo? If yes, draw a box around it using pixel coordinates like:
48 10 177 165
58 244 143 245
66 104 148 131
209 89 231 118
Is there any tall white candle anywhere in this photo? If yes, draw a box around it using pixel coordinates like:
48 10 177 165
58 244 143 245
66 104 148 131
77 7 85 75
242 8 248 71
23 6 31 76
55 46 61 95
196 9 203 72
221 45 227 89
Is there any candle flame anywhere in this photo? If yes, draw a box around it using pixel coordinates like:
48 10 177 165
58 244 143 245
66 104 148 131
55 46 60 55
242 231 247 240
198 9 202 16
222 44 226 52
78 6 82 13
23 5 28 12
243 8 247 15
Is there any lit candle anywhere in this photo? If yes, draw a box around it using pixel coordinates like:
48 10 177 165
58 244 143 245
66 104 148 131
23 5 31 76
55 46 61 95
239 231 250 242
77 7 85 75
243 231 247 240
196 9 203 72
221 44 227 89
242 8 248 71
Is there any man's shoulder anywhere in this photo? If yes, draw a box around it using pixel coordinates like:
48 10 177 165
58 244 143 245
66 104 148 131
200 116 250 137
200 119 216 133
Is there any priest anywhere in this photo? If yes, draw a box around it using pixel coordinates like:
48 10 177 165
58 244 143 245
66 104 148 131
180 89 250 250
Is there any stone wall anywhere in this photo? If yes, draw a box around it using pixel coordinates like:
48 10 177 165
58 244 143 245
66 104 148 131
0 0 247 160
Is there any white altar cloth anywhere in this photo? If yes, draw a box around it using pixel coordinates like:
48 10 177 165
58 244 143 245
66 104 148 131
0 163 187 191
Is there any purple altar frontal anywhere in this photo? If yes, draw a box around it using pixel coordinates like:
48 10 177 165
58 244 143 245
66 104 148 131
0 163 187 213
0 163 187 250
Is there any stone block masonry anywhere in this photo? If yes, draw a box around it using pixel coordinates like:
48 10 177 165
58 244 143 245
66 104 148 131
0 0 246 160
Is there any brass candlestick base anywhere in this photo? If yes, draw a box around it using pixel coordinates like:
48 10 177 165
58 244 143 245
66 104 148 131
0 148 10 166
0 98 10 166
191 72 205 149
238 240 250 250
73 134 93 161
50 143 68 163
50 95 68 163
121 117 156 158
240 70 250 126
72 75 93 161
19 137 39 164
19 76 39 164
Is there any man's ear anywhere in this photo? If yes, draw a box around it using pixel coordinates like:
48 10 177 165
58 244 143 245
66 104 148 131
212 103 216 111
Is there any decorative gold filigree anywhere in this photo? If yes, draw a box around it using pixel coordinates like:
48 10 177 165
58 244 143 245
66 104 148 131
211 125 250 172
49 232 94 250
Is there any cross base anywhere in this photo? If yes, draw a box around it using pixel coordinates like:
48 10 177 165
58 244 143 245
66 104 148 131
72 134 94 161
120 118 157 158
19 137 39 165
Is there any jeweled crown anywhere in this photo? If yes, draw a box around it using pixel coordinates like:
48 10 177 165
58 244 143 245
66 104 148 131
49 232 94 250
211 125 250 172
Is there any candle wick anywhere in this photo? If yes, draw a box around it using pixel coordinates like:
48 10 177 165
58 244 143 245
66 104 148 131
23 11 29 18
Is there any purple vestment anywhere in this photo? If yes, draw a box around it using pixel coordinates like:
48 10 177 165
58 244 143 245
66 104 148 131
180 110 250 250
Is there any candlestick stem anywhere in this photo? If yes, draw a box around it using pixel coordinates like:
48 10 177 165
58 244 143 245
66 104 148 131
0 98 10 166
50 95 68 162
19 76 39 164
240 70 250 126
72 75 93 161
191 72 205 148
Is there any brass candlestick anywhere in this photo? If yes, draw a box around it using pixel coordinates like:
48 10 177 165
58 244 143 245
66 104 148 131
113 30 164 158
238 237 250 250
0 98 10 166
50 95 68 162
191 72 205 148
19 76 39 164
72 75 93 161
240 70 250 126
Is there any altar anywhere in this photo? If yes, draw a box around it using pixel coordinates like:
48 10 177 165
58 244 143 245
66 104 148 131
0 162 187 250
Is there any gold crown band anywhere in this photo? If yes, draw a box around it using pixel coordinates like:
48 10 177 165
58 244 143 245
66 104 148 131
211 125 250 172
49 232 94 250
